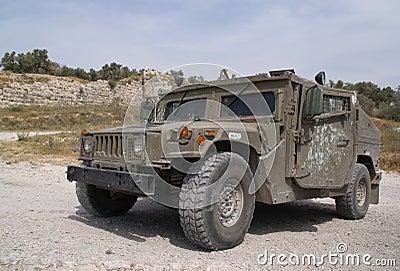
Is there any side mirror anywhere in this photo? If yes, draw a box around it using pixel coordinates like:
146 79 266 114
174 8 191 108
315 71 326 85
304 86 323 118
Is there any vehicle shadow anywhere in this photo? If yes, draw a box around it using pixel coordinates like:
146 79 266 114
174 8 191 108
68 198 338 251
68 198 200 251
249 199 337 235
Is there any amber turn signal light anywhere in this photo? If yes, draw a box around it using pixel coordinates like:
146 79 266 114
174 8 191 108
205 130 215 136
179 127 190 139
81 128 88 136
197 135 205 145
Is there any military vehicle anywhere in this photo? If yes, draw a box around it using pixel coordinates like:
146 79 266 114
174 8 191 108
67 69 381 250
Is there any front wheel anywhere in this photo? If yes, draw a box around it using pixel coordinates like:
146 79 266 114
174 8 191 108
179 152 255 250
335 163 371 219
76 183 137 217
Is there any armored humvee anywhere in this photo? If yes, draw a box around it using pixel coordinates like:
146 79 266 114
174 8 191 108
67 69 381 250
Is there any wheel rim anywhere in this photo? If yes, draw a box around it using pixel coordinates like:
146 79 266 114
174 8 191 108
356 178 367 207
218 181 244 227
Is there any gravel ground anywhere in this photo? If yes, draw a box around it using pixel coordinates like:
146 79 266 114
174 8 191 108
0 160 399 271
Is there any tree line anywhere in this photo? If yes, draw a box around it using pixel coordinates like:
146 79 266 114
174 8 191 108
0 49 141 82
329 80 400 121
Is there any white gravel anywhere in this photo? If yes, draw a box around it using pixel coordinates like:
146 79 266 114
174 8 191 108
0 160 399 270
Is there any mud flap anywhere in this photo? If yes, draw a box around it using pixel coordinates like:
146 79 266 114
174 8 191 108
370 171 381 204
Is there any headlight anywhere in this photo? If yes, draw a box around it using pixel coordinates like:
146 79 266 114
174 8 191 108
133 137 143 156
83 138 92 154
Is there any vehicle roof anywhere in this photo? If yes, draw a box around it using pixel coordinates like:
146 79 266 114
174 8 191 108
167 71 353 95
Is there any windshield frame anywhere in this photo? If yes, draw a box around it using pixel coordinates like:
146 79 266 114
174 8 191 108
150 86 277 124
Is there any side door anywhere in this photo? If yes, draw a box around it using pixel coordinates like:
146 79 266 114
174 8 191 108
294 86 354 189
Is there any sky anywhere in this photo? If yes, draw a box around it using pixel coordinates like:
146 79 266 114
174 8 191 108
0 0 399 88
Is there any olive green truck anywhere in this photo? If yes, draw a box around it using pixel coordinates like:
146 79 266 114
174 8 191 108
67 69 381 250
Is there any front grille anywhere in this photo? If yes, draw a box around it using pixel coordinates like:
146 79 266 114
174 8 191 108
94 135 123 158
94 134 144 163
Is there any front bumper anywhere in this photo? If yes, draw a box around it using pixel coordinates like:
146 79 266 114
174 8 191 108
67 166 155 196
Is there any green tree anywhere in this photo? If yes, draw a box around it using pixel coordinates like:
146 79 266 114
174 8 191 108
47 61 62 75
98 62 133 81
89 68 98 81
351 82 381 106
187 75 205 84
30 49 50 73
1 49 50 74
167 69 184 77
0 51 19 72
357 93 375 116
335 80 344 89
379 87 394 104
73 68 89 80
328 80 344 89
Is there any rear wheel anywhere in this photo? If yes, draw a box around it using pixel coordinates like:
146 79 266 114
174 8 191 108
179 152 255 250
76 183 137 217
335 163 371 219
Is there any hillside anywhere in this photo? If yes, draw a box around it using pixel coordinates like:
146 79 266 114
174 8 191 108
0 71 141 107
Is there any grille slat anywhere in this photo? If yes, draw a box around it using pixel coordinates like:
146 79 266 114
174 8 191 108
117 136 121 158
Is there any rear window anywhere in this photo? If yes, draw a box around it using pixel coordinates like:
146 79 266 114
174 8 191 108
323 95 351 114
220 92 275 118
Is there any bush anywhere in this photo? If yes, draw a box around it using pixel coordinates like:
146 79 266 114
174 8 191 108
376 103 400 121
357 94 375 116
108 80 117 89
9 106 23 113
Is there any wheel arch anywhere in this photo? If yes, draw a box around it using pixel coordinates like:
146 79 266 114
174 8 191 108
212 140 259 174
356 155 376 180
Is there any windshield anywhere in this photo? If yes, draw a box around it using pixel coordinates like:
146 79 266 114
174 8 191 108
220 92 275 118
153 90 275 123
164 98 207 121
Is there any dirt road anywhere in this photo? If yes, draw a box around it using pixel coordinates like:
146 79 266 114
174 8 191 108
0 132 62 141
0 159 399 270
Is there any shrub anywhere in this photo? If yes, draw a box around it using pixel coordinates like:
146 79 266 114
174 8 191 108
108 80 117 89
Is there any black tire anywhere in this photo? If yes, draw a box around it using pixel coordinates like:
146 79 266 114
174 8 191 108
335 163 371 219
179 152 255 250
76 182 137 217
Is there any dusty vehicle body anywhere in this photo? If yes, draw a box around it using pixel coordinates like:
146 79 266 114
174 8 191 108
67 70 381 250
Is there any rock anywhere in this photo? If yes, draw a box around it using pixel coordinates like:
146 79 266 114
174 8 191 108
105 249 114 255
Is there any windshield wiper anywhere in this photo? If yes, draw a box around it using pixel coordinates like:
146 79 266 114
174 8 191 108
177 91 188 106
170 91 188 119
169 91 188 120
226 83 250 108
